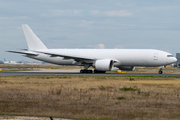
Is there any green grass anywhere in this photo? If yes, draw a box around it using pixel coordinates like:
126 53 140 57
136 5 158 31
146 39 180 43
119 87 139 91
116 97 126 100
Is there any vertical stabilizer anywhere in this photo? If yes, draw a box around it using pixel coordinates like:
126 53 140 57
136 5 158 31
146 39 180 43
22 24 47 50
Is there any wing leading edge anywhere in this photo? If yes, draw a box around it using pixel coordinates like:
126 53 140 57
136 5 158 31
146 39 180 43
7 50 96 62
33 50 96 61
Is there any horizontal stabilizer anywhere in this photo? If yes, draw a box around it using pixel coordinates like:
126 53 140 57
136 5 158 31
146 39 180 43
7 50 39 56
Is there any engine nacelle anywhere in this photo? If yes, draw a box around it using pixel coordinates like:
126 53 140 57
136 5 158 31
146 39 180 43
118 66 135 71
94 59 114 71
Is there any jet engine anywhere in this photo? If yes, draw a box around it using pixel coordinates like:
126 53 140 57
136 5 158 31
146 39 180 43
94 59 114 71
118 66 135 71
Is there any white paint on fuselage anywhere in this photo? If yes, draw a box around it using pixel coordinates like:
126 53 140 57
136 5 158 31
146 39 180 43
26 49 177 67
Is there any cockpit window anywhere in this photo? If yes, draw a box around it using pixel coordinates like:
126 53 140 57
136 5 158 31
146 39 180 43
167 55 173 57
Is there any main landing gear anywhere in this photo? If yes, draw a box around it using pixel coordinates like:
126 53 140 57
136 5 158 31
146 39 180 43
79 69 106 73
80 65 106 74
80 65 93 73
94 70 106 73
80 69 93 73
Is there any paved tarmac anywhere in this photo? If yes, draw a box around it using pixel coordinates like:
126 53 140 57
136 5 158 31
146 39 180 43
0 71 180 76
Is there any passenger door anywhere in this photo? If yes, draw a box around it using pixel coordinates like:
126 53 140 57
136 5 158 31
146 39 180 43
154 53 158 60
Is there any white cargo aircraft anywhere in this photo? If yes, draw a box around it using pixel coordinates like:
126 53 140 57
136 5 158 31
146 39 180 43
8 24 177 74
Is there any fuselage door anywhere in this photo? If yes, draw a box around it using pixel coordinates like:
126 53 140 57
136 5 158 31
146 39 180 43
154 53 158 60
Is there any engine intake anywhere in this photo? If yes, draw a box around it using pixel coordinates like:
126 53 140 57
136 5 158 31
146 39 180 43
94 59 113 71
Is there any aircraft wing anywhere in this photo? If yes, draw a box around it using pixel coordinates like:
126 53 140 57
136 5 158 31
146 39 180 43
7 50 39 56
33 50 96 61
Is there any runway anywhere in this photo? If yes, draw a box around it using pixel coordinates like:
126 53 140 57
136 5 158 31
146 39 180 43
0 71 180 76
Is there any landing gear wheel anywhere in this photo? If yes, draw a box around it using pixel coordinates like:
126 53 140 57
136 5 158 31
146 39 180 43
158 66 164 74
80 70 83 73
94 70 106 73
158 70 163 74
80 69 93 74
94 70 97 73
87 70 92 73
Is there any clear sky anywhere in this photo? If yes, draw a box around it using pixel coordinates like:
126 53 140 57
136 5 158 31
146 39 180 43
0 0 180 61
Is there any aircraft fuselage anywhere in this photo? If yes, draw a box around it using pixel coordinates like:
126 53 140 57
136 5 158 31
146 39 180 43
26 49 176 67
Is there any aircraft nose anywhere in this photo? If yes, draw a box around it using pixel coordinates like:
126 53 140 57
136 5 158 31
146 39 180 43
172 57 177 63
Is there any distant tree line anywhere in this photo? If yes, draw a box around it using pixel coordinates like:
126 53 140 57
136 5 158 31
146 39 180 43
0 61 4 64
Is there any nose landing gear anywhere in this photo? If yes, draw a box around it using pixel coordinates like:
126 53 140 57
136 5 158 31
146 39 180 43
158 66 164 74
158 69 163 74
